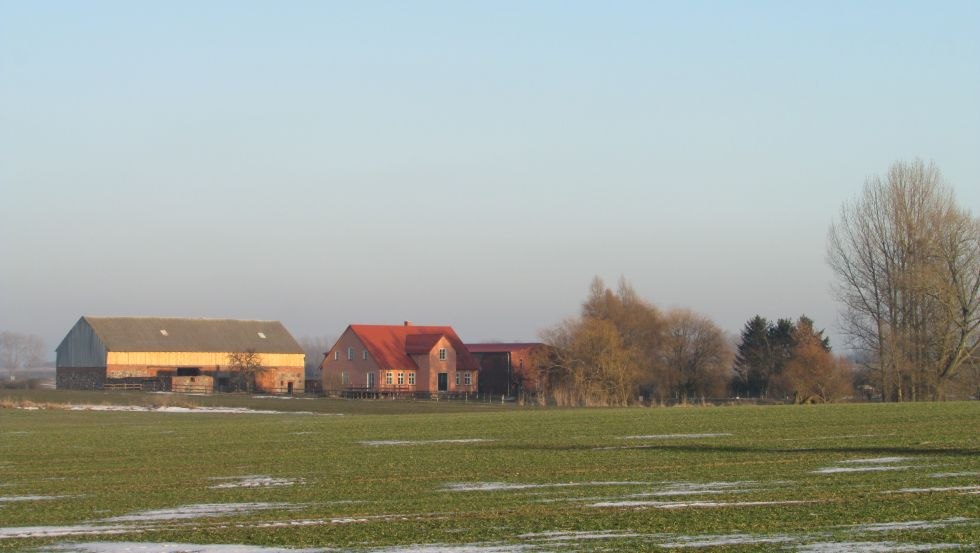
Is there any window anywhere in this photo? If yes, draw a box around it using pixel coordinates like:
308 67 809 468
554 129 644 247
160 329 168 336
257 332 266 339
341 371 349 385
334 351 339 360
439 348 447 360
385 372 393 385
455 372 460 386
397 372 404 385
347 347 354 360
363 350 368 360
463 371 472 386
408 372 416 385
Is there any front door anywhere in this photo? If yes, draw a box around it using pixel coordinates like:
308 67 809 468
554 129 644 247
437 372 448 392
287 382 293 395
367 372 375 389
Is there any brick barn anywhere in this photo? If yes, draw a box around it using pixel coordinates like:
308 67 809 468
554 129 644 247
321 322 479 396
56 316 305 393
466 342 547 397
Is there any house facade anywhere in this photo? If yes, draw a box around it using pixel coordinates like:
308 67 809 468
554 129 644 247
321 322 479 395
466 342 547 396
56 316 305 393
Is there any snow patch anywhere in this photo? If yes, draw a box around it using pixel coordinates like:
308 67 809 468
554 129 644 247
442 481 646 492
103 502 296 522
62 405 317 415
841 457 912 464
845 518 974 532
0 524 131 540
795 542 964 552
930 471 980 478
656 533 797 548
814 466 916 474
888 486 980 494
516 530 641 541
208 475 305 489
590 499 812 509
361 439 492 446
0 495 68 502
43 543 329 553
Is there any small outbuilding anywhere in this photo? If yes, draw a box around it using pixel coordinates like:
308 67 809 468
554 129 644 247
466 342 548 397
56 316 305 393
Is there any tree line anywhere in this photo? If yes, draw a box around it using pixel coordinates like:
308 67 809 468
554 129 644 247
534 159 978 405
0 331 49 380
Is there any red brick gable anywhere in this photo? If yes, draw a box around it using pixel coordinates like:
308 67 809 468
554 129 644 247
349 324 480 372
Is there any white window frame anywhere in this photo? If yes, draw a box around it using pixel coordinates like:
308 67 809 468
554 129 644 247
385 372 393 385
397 372 404 385
363 350 368 360
347 347 354 360
334 351 339 360
463 371 472 386
455 372 460 386
408 372 415 385
439 348 447 361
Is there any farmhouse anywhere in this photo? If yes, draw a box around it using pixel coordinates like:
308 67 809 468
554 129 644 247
321 322 479 395
56 316 305 393
466 342 547 397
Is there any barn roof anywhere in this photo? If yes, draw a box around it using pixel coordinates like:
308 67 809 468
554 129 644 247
348 324 480 371
76 316 304 354
465 342 545 354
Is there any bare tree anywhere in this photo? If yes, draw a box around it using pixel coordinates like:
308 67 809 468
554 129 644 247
776 317 854 403
0 331 47 381
297 335 334 381
227 349 264 393
657 309 732 404
828 159 980 400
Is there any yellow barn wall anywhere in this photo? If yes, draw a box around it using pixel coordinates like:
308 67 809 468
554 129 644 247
107 351 304 368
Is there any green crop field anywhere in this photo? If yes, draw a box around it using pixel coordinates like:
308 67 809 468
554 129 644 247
0 392 978 552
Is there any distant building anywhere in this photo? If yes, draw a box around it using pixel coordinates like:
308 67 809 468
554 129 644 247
466 342 547 397
321 322 479 395
56 316 305 393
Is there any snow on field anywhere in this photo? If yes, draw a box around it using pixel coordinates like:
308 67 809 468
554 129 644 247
360 439 493 446
44 543 330 552
63 405 320 415
208 475 305 489
841 457 913 464
516 530 642 541
589 499 812 508
0 495 68 502
930 472 980 478
442 481 647 492
103 502 297 522
794 542 965 552
0 524 131 539
655 533 797 548
888 486 980 494
844 518 975 532
814 466 917 474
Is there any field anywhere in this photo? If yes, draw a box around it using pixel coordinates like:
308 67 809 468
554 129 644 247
0 391 978 552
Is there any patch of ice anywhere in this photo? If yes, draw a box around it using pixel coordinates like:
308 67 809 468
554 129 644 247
845 518 974 532
63 404 317 415
0 495 68 502
0 524 130 539
208 475 304 489
620 433 732 440
589 499 812 509
841 457 912 464
366 546 531 553
656 533 797 548
361 439 492 446
814 466 916 474
930 471 980 478
630 481 761 498
795 542 964 552
103 502 295 522
43 542 330 552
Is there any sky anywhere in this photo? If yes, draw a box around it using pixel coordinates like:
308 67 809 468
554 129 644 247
1 1 978 355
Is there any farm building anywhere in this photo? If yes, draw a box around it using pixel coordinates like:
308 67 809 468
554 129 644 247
466 342 548 397
56 316 305 393
321 322 479 396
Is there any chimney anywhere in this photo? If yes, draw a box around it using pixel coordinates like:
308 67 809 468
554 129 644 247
404 321 412 326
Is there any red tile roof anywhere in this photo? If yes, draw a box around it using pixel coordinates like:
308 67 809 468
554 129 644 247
349 324 480 371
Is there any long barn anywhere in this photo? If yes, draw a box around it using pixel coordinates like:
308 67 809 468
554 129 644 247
56 316 305 394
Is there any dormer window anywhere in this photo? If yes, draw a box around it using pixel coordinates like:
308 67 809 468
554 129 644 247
438 348 447 361
257 332 266 339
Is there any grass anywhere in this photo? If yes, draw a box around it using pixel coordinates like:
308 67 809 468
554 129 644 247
0 392 977 552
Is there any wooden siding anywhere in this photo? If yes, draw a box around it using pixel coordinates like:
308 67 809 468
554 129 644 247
56 318 108 368
106 351 304 368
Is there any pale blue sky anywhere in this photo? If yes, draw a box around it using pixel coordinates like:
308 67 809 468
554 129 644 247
2 1 978 353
